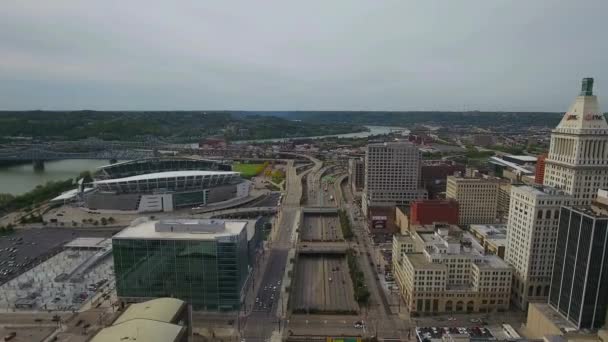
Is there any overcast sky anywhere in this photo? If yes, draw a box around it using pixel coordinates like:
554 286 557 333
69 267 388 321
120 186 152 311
1 1 607 111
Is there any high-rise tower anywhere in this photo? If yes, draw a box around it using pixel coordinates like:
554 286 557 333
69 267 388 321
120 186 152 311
544 78 608 204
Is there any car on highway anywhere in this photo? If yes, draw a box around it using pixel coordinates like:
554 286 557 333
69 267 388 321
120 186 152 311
354 321 364 328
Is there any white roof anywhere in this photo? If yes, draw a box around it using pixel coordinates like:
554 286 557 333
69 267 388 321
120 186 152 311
64 237 111 249
489 156 533 174
113 219 247 241
506 155 537 162
50 187 94 202
93 170 238 184
91 319 184 342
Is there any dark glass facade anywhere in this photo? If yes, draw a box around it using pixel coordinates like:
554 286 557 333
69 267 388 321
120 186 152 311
113 230 249 311
549 207 608 329
173 190 207 208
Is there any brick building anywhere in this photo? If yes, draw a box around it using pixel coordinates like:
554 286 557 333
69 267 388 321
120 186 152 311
410 199 459 225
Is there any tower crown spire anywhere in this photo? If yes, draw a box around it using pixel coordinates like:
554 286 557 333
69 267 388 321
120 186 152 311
580 77 594 96
555 78 605 131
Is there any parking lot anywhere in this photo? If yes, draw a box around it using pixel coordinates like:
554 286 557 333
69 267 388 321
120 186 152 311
0 246 115 312
301 214 343 242
0 229 113 286
292 255 358 313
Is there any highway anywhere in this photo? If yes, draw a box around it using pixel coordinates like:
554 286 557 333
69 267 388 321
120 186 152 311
292 255 357 313
301 214 342 242
243 158 315 342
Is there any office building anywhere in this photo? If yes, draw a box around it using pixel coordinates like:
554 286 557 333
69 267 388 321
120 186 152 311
348 157 365 193
363 142 427 216
544 78 608 205
421 160 465 198
497 183 514 222
112 218 250 311
410 199 459 226
505 185 571 309
446 176 501 225
549 189 608 329
393 225 512 314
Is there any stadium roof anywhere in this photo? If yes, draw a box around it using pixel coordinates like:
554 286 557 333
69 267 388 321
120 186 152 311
505 155 538 162
90 319 185 342
93 170 239 184
489 156 533 174
49 187 94 202
113 297 186 325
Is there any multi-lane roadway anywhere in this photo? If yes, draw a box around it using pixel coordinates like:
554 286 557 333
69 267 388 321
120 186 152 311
243 158 318 341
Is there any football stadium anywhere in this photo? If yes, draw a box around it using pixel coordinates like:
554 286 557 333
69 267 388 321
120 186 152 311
82 158 251 213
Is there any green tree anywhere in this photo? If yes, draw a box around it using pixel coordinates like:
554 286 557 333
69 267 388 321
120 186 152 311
79 170 94 184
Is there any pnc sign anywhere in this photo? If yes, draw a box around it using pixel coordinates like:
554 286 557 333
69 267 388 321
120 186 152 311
584 114 603 121
566 114 578 120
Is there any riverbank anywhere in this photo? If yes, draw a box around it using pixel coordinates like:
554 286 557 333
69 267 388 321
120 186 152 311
0 159 111 195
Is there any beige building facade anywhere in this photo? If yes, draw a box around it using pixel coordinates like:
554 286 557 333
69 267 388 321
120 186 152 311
393 225 512 315
505 185 571 310
395 206 410 234
544 78 608 206
446 176 501 225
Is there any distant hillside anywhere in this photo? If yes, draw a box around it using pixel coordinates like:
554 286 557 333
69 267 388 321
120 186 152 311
235 111 567 128
0 111 364 142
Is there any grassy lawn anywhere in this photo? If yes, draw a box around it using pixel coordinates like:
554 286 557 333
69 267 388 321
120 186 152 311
233 163 265 178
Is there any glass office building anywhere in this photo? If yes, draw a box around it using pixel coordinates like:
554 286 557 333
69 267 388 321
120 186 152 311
549 206 608 329
112 219 249 311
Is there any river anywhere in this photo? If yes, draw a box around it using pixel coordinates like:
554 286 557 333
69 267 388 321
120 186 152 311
0 159 113 195
0 125 407 195
234 125 409 143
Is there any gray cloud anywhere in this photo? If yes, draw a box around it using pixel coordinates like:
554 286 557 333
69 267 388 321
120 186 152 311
0 0 607 111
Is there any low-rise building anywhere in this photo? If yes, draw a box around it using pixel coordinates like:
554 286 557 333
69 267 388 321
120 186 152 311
469 224 507 259
394 225 512 315
91 298 189 342
410 199 459 226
